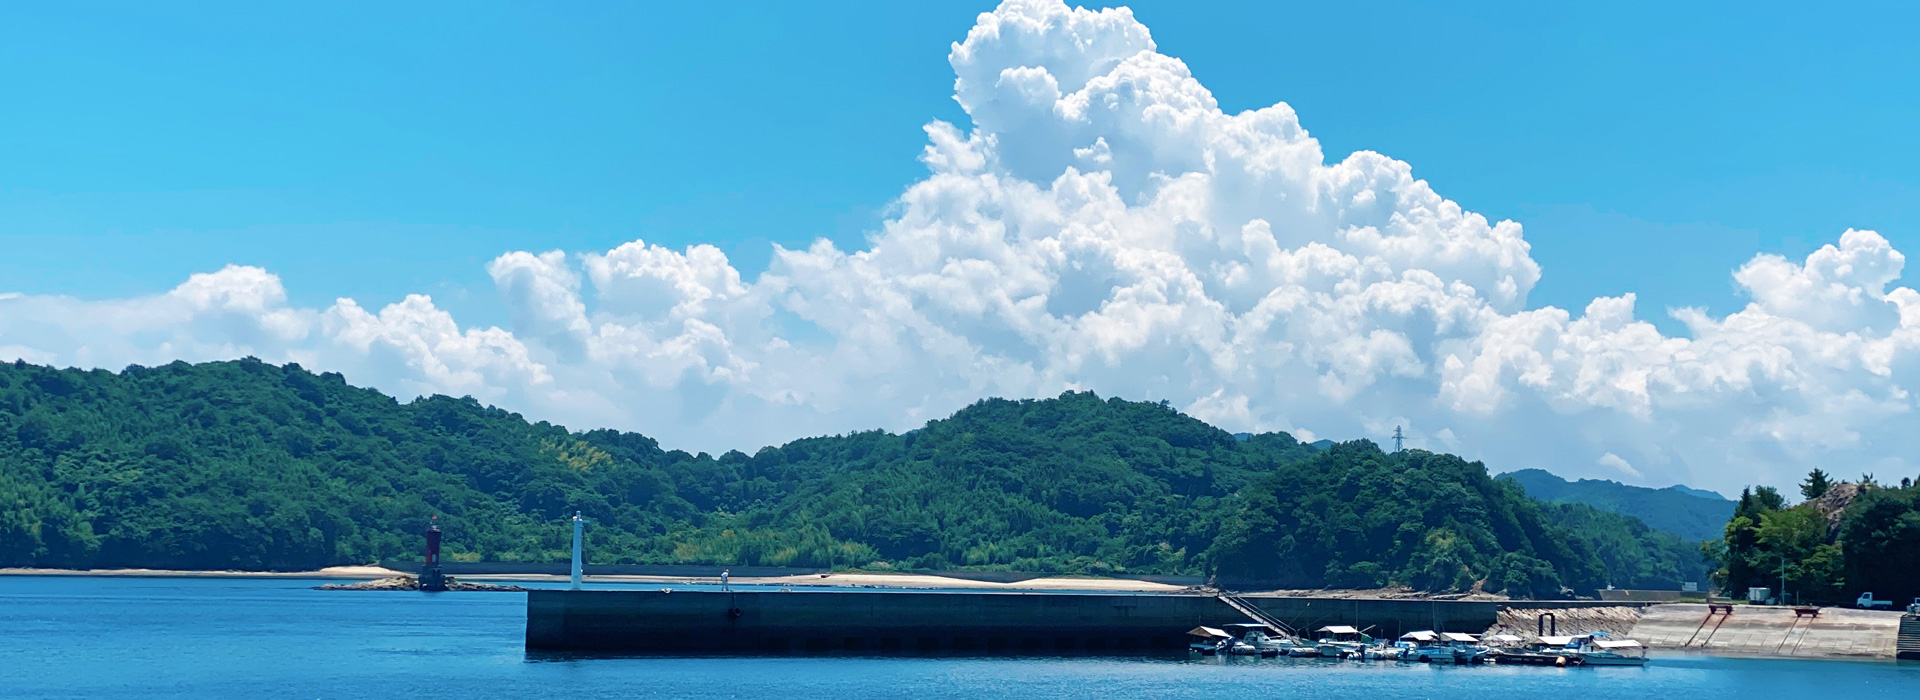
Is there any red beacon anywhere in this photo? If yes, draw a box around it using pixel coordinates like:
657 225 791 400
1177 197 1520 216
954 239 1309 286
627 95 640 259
420 517 448 591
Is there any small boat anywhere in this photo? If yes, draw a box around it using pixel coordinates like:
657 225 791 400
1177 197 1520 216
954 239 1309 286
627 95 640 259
1188 626 1233 655
1313 625 1373 658
1398 631 1452 663
1441 632 1491 664
1221 623 1293 658
1395 631 1487 664
1562 635 1648 666
1490 636 1572 666
1356 643 1406 660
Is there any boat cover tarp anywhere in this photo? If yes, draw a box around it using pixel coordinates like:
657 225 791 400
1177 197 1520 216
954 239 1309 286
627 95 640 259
1188 626 1232 639
1489 634 1524 643
1317 625 1361 635
1537 636 1576 646
1594 640 1644 649
1442 632 1479 642
1400 631 1439 641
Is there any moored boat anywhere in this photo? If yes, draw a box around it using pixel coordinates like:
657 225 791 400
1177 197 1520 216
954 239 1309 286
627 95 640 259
1489 635 1573 666
1221 622 1293 658
1188 626 1232 655
1563 635 1648 666
1312 625 1372 658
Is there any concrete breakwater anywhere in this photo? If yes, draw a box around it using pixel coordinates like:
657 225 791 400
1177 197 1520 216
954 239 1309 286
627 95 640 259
524 589 1622 653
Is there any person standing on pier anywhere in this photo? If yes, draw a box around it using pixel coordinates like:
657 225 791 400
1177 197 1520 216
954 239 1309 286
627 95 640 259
721 569 730 591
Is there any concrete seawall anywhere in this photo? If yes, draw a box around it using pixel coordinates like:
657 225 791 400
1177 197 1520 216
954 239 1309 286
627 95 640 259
1629 604 1905 659
525 589 1586 653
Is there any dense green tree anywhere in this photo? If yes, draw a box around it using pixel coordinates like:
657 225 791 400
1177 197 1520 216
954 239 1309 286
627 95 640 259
1712 477 1920 605
0 359 1700 596
1838 487 1920 603
1801 468 1833 501
1754 507 1844 603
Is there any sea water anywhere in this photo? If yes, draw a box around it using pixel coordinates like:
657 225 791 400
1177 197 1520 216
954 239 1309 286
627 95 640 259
2 576 1916 699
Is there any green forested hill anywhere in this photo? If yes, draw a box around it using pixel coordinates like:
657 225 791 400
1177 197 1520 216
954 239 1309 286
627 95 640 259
1500 468 1734 543
0 359 1699 595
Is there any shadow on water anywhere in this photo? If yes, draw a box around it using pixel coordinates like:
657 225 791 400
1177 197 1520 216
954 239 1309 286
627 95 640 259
523 648 1196 663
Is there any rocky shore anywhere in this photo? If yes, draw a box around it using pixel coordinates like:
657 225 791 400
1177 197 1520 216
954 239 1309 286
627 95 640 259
315 575 526 592
1484 605 1643 641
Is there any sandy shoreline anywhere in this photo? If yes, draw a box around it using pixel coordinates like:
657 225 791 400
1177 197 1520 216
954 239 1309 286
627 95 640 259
0 567 1187 591
450 571 1190 591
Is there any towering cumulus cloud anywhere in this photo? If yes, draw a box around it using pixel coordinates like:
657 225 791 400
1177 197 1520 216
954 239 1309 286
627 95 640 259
3 0 1914 493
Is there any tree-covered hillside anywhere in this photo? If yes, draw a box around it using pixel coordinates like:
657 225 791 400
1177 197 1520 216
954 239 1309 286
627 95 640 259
1714 476 1920 604
1501 468 1734 543
0 359 1699 595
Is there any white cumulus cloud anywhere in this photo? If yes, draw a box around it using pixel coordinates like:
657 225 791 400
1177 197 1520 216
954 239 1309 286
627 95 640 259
3 0 1916 495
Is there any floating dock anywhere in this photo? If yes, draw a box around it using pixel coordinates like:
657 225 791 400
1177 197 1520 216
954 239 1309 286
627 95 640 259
524 588 1625 653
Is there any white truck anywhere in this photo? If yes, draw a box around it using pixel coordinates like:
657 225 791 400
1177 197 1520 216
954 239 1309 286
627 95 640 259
1855 592 1892 610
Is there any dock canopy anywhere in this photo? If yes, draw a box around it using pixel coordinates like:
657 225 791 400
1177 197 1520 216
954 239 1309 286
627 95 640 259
1400 631 1439 642
1316 625 1361 635
1441 633 1479 643
1188 626 1232 639
1594 640 1644 649
1537 636 1575 646
1488 634 1524 643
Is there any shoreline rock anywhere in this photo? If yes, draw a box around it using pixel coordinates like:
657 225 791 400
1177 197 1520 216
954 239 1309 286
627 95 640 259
315 575 526 592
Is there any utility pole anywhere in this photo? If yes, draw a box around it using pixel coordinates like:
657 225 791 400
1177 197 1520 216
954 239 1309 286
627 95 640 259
1780 552 1788 606
1393 426 1404 453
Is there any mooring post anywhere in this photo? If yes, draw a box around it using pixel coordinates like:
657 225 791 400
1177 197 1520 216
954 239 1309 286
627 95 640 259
570 511 584 591
1539 612 1556 637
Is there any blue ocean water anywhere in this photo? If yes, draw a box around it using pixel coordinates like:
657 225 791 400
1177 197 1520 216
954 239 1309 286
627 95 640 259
2 576 1917 699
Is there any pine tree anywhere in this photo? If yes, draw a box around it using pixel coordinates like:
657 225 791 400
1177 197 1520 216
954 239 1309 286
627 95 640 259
1801 468 1833 500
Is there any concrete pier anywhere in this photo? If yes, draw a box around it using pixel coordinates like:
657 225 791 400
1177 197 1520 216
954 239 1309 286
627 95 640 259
524 589 1564 653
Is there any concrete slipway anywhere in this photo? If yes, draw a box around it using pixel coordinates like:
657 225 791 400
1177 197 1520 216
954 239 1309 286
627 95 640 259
1629 604 1905 659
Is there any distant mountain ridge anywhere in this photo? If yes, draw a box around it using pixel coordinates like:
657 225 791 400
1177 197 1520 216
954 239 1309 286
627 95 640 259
1499 468 1733 543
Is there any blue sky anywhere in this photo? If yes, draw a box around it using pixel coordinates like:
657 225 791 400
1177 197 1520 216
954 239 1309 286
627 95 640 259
6 1 1914 332
4 1 1919 491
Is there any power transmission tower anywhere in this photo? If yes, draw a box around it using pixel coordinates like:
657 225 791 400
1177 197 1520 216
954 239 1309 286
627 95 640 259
1393 426 1404 453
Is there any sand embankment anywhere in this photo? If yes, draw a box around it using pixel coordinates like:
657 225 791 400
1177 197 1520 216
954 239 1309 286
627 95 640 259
2 566 1187 591
0 565 406 579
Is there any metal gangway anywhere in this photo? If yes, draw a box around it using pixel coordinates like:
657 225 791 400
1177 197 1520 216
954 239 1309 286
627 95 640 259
1217 593 1305 644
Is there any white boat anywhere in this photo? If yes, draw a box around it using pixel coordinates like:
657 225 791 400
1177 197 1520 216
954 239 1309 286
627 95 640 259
1398 631 1453 663
1357 643 1406 660
1563 636 1648 666
1396 630 1487 663
1187 626 1233 655
1221 623 1294 657
1440 632 1491 664
1313 625 1372 658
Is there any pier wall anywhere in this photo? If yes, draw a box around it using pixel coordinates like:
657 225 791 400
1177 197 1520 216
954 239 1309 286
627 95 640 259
525 590 1516 653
